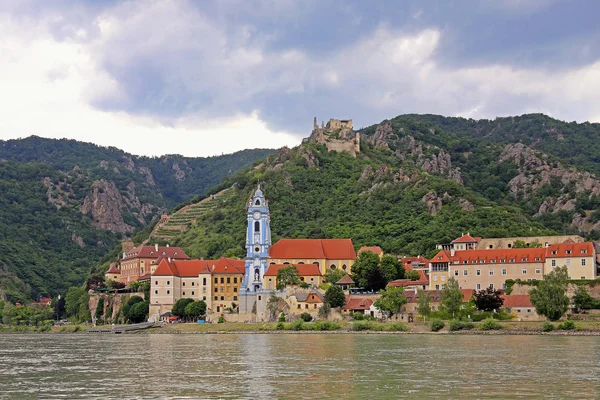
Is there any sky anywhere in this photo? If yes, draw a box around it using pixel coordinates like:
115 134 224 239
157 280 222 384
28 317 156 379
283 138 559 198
1 0 600 157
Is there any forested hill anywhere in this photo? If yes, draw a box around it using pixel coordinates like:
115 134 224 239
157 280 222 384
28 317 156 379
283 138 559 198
0 136 274 302
160 114 600 265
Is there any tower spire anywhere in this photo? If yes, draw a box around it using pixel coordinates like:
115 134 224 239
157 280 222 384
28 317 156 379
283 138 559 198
242 184 271 292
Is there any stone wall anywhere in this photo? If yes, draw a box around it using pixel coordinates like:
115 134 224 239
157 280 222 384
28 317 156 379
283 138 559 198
477 235 584 250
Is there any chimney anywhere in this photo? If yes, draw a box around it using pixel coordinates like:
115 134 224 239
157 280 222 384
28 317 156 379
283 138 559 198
155 243 159 252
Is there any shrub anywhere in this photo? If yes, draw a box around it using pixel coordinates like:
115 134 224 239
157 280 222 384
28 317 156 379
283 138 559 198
276 322 285 330
300 312 313 322
218 315 225 324
388 322 408 332
430 319 445 332
479 318 503 330
541 322 554 332
299 282 310 289
278 313 286 322
352 321 373 331
557 320 575 330
352 312 365 321
314 321 341 331
289 319 304 331
448 319 475 331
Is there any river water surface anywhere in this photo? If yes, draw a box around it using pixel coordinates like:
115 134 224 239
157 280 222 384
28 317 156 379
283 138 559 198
0 333 599 399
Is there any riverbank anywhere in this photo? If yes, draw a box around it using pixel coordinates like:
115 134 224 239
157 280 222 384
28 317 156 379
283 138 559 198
3 319 600 335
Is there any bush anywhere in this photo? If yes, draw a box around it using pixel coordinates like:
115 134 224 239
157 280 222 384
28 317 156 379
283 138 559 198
479 318 503 330
448 319 474 331
278 313 286 322
300 312 313 322
430 319 445 332
541 322 554 332
352 321 374 331
290 319 304 331
352 312 365 321
276 322 285 330
557 320 576 330
217 315 225 324
388 322 408 332
313 321 341 331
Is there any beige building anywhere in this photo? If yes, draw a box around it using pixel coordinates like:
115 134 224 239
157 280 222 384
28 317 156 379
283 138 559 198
263 263 323 290
149 257 245 320
429 242 596 291
268 239 357 276
120 244 189 284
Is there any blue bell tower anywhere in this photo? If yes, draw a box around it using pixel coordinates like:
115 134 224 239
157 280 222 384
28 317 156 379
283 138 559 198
243 185 271 291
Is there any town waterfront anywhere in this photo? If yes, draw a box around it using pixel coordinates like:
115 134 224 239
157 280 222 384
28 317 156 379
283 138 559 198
1 334 599 399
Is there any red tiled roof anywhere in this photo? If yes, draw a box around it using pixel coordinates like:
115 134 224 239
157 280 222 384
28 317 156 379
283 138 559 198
547 242 594 258
434 248 548 264
387 270 429 287
431 250 451 263
152 258 244 277
269 239 356 260
138 273 151 281
358 246 383 255
451 234 481 243
460 289 474 302
264 263 322 277
122 245 190 261
336 274 355 285
402 256 429 270
501 294 533 308
106 264 120 274
343 297 373 311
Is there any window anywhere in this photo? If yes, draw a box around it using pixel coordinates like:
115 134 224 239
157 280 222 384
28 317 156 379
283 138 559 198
476 269 481 276
521 258 527 262
435 285 440 290
476 283 481 290
233 287 237 292
220 277 224 284
502 269 507 275
233 296 238 301
566 259 571 266
214 277 218 284
220 287 224 293
463 270 468 276
441 275 446 281
522 268 527 275
258 296 261 301
214 288 218 293
489 269 494 276
297 305 301 309
509 259 515 263
254 221 260 232
167 290 170 295
453 261 459 265
183 292 186 296
227 277 231 284
155 281 158 285
551 260 556 267
582 249 587 254
566 250 572 255
454 270 459 276
441 285 446 290
234 277 237 284
433 275 438 282
490 259 496 264
167 281 170 285
221 296 224 301
305 304 309 309
214 296 218 300
535 268 541 274
582 259 586 266
203 296 206 301
552 250 557 255
535 257 541 261
502 283 506 289
183 282 186 286
192 282 195 286
463 261 468 264
489 283 494 289
191 291 194 296
154 290 158 294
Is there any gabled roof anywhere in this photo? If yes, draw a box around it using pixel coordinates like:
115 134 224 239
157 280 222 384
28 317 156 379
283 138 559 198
294 291 325 303
547 242 594 258
264 263 322 277
343 297 373 311
106 264 120 274
501 294 533 308
358 246 383 255
431 250 451 263
451 234 481 243
269 239 356 260
336 274 355 285
387 270 429 287
152 258 245 277
122 245 190 261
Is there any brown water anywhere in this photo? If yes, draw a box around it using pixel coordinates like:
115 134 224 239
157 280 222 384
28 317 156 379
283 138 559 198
0 333 599 399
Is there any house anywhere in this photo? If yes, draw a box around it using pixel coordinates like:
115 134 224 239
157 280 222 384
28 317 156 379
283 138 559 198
387 270 429 291
401 256 429 272
436 233 481 251
263 263 323 290
428 242 596 291
335 274 355 290
342 296 374 315
149 257 245 320
120 244 190 284
358 246 384 257
289 290 325 313
397 289 474 320
501 294 540 320
105 263 121 282
268 238 357 276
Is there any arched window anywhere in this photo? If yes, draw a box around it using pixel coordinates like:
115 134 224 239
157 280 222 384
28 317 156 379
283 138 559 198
283 262 290 265
330 264 336 270
254 221 260 232
298 261 305 264
255 199 260 206
342 264 347 270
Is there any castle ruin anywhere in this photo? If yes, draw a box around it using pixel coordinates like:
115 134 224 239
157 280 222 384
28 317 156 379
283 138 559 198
307 117 360 157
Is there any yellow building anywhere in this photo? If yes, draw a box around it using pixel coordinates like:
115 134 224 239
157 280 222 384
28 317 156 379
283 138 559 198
267 238 356 276
104 263 120 282
263 263 323 290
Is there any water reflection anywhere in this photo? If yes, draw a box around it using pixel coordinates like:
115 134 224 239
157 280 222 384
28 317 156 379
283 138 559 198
0 334 599 399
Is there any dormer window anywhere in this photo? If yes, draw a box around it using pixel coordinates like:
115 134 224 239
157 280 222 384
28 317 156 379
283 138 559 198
582 249 587 254
552 250 557 255
566 250 572 255
150 252 154 256
521 258 527 262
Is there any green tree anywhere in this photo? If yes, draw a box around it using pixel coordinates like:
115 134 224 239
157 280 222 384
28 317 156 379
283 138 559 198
405 270 421 281
128 301 149 323
65 287 86 317
351 251 387 291
529 266 570 321
379 254 404 282
276 266 301 289
324 285 346 308
572 285 595 313
318 302 331 319
440 277 463 318
473 287 504 312
416 288 431 321
185 300 207 320
171 298 194 318
374 286 407 319
324 268 345 284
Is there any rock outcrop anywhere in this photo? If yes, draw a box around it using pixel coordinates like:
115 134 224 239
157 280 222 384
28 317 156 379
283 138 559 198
422 191 443 215
306 117 360 157
80 180 134 233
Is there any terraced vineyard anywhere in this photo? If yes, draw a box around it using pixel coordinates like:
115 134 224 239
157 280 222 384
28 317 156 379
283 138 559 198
149 186 236 241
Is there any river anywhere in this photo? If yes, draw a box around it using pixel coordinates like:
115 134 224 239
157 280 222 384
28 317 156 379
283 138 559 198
0 334 598 399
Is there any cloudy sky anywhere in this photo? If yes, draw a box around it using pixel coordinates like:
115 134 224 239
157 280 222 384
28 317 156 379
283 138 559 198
1 0 600 157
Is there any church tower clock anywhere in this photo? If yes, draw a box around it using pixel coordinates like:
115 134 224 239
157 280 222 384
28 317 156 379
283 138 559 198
243 185 271 291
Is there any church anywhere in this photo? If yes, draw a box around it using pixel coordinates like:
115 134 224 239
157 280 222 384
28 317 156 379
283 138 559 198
148 185 357 321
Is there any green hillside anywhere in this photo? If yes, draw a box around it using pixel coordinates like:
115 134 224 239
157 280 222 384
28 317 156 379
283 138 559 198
0 137 274 302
